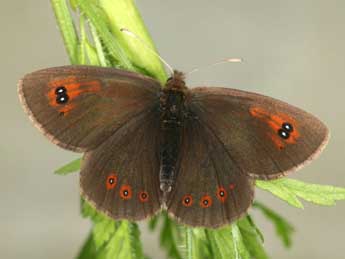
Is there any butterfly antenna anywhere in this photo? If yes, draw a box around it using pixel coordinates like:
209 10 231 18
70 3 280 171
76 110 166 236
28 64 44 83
120 28 174 76
187 58 243 75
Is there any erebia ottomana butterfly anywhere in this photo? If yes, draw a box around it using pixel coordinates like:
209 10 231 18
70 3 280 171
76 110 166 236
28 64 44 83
18 65 329 228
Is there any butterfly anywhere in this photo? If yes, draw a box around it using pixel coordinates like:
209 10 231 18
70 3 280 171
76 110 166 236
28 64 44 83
18 66 329 228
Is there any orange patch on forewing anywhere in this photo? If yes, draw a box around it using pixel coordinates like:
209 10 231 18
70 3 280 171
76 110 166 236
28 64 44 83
250 106 300 149
249 107 269 119
267 133 284 150
200 195 213 208
139 191 149 202
58 104 75 115
106 174 118 190
48 76 78 88
182 195 193 207
216 187 227 203
47 89 59 107
46 77 101 114
120 185 132 200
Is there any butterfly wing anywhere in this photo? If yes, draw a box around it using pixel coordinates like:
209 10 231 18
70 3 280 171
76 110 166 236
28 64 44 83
80 107 162 220
165 116 255 228
18 66 161 152
188 87 329 180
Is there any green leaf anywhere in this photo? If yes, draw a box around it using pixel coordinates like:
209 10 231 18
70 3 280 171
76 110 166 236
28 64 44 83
81 200 144 259
256 179 303 208
151 213 268 259
81 198 110 223
182 227 211 259
76 232 98 259
54 158 81 175
238 216 269 259
253 201 294 248
85 40 100 66
77 14 87 65
148 214 160 231
159 213 182 259
256 178 345 208
89 24 109 67
51 0 79 64
75 0 134 71
105 221 144 259
99 0 167 83
206 224 250 259
92 216 117 249
76 231 108 259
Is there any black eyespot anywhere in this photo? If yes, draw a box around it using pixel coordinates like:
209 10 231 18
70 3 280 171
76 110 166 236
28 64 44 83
123 190 129 196
184 198 190 204
278 129 290 139
108 178 114 184
56 94 69 104
219 191 225 197
282 122 293 132
203 200 208 205
55 86 67 95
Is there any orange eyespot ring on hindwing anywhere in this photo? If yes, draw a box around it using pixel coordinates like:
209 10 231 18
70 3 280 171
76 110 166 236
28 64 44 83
216 187 228 203
106 174 117 190
139 191 149 202
120 185 132 200
182 195 193 207
200 195 212 208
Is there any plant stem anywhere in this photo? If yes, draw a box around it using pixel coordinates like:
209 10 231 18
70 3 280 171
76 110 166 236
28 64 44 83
51 0 79 64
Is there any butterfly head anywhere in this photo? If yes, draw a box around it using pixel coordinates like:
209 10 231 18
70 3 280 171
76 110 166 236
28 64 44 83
165 70 187 90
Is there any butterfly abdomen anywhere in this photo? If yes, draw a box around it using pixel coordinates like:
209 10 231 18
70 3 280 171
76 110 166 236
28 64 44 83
159 79 187 193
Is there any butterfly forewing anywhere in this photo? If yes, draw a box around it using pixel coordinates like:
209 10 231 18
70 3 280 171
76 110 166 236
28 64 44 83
166 116 255 228
18 66 161 152
80 108 162 220
189 87 329 180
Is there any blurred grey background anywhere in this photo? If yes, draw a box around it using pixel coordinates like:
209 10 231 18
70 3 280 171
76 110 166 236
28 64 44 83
1 0 344 258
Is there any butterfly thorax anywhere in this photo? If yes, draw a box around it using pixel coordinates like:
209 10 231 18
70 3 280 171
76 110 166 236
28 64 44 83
159 71 188 193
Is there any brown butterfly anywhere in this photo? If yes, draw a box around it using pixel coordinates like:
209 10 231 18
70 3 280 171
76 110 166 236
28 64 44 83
18 66 329 228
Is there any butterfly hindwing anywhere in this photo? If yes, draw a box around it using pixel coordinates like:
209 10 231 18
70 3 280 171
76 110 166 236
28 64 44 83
189 87 329 180
166 116 255 228
80 108 162 220
18 66 161 152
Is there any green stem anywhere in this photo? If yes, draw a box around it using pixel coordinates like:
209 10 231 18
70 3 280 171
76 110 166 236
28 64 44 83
51 0 79 64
